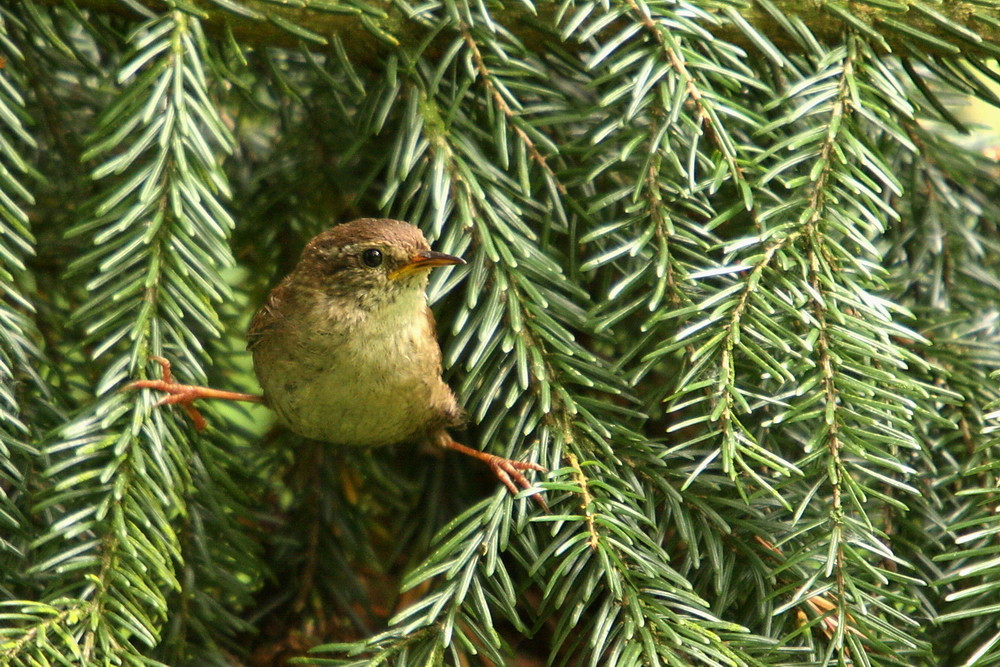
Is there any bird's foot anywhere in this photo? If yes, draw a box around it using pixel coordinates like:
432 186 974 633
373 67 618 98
125 356 263 431
437 434 548 511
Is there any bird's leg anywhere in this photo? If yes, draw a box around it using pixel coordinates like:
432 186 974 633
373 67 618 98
435 433 548 511
125 356 264 431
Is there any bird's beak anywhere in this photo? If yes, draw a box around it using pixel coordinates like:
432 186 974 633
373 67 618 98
389 250 465 280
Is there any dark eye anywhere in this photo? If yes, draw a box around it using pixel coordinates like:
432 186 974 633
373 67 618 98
361 248 383 268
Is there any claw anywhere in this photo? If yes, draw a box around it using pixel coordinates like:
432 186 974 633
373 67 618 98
125 357 208 430
487 455 550 512
437 434 549 510
151 355 173 382
124 356 262 431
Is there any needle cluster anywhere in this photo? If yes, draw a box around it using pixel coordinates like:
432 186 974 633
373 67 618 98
0 2 999 666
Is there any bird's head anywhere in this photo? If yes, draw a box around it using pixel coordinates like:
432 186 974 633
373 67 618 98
293 218 465 307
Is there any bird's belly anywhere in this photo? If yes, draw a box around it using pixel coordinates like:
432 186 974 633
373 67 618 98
272 364 433 445
255 317 443 446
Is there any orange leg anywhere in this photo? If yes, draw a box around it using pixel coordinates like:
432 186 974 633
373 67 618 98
437 433 548 511
125 356 263 431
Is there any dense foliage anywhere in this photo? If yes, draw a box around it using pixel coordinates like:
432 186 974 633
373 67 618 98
1 0 999 665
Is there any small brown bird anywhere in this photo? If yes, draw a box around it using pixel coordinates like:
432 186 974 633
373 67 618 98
129 219 545 503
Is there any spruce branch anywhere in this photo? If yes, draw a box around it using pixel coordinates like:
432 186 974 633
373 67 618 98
34 0 1000 58
4 0 1000 663
311 5 778 663
3 7 241 662
0 5 56 600
459 21 566 197
932 380 1000 665
0 601 89 663
618 0 751 207
736 30 947 663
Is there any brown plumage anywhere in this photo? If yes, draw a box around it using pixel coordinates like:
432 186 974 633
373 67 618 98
128 218 546 505
248 219 464 446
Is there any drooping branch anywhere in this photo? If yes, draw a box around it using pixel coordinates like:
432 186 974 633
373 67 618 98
40 0 1000 59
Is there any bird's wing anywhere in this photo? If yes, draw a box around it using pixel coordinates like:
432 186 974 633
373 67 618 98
423 304 444 369
247 280 289 352
424 304 466 429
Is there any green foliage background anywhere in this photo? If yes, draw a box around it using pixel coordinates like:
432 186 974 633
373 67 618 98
1 0 1000 665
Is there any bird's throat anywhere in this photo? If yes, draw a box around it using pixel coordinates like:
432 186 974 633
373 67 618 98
316 282 428 335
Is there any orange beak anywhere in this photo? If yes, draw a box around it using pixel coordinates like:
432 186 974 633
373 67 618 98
389 250 465 280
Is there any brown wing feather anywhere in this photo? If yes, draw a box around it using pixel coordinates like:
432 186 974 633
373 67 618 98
424 304 466 429
247 280 290 352
423 304 443 369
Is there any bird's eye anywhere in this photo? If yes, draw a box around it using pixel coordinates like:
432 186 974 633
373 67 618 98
361 248 383 268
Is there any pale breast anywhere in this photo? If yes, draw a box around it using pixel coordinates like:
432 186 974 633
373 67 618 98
252 289 457 446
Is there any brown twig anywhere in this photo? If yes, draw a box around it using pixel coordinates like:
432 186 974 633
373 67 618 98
460 24 567 196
